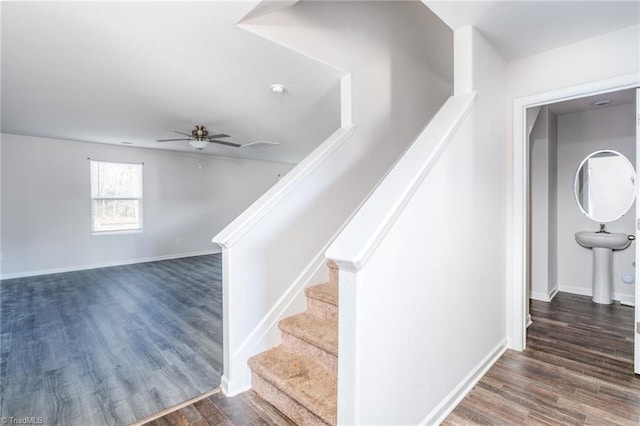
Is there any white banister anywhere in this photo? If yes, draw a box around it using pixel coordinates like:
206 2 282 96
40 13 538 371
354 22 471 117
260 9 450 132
212 125 353 248
325 92 476 270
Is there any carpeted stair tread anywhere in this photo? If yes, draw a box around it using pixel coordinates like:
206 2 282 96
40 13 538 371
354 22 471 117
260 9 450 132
279 312 338 356
305 282 338 307
248 347 337 425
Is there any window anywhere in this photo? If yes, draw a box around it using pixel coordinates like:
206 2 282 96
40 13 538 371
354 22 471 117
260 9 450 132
90 160 143 233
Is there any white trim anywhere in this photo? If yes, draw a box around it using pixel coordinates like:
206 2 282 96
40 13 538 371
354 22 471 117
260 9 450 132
222 248 330 396
510 73 640 352
635 87 640 374
619 294 635 307
212 125 354 249
559 285 635 306
526 314 533 328
530 291 550 302
327 92 476 271
530 287 559 302
221 375 251 398
558 285 591 297
92 229 143 236
420 339 507 426
0 249 221 280
340 74 353 127
453 27 473 96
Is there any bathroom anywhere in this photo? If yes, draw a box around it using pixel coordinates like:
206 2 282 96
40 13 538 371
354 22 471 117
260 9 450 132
529 88 638 312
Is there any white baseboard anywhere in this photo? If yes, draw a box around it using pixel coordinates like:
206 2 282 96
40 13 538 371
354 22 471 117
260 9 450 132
421 339 507 425
221 375 251 397
618 294 635 306
530 291 549 302
530 287 558 302
558 285 591 297
526 314 533 328
559 285 635 306
0 248 221 280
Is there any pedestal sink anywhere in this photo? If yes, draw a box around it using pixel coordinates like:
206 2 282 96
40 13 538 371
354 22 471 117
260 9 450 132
575 231 634 304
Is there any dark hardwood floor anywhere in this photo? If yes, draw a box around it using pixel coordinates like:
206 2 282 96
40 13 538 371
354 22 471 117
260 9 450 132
0 254 223 426
150 291 640 426
445 292 640 425
141 390 295 426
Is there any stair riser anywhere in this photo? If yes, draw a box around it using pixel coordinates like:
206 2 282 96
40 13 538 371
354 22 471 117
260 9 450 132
281 332 337 372
306 298 338 322
252 372 332 426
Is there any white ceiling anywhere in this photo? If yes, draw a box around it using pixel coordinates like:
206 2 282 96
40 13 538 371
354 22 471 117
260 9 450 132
1 2 342 164
3 1 639 165
548 88 636 116
424 0 640 61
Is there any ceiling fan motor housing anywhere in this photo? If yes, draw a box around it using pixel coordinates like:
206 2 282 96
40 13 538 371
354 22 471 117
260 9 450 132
192 125 208 140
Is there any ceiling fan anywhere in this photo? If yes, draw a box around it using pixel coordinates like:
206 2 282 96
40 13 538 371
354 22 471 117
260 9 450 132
156 125 241 150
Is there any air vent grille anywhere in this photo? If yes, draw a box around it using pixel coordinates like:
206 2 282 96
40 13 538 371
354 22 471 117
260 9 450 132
242 141 280 149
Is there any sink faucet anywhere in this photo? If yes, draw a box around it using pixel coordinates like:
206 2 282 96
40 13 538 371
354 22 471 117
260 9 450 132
597 223 610 234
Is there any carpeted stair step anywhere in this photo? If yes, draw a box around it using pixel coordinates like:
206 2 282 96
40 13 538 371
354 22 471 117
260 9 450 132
305 282 338 321
279 312 337 371
249 346 337 425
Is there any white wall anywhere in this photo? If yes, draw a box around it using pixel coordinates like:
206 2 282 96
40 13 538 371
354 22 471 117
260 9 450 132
508 25 640 100
556 103 636 303
328 26 507 424
1 133 293 278
530 107 558 301
215 1 454 395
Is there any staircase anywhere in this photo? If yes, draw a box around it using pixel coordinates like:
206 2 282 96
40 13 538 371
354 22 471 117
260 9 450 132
248 261 339 425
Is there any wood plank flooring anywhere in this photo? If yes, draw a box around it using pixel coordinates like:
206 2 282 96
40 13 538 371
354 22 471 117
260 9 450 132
0 254 223 426
152 291 639 426
141 390 295 426
444 292 640 425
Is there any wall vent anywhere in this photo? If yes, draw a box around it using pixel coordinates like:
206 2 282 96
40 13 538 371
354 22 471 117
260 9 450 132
242 141 280 149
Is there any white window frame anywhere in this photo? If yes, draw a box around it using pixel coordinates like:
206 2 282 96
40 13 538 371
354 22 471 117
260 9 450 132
89 159 144 234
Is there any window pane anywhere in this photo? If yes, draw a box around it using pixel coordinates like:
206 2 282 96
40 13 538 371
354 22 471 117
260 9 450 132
92 199 142 232
90 161 142 198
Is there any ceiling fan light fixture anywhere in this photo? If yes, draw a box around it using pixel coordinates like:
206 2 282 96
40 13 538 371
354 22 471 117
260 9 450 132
189 139 209 150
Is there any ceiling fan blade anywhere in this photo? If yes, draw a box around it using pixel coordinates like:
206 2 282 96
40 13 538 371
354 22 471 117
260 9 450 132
156 138 192 142
168 130 193 137
207 133 231 139
209 139 241 148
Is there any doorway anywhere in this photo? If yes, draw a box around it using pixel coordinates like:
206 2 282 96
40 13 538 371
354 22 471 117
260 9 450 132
510 74 640 374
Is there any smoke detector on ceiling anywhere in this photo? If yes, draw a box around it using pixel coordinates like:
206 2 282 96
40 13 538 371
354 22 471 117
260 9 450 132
270 84 286 94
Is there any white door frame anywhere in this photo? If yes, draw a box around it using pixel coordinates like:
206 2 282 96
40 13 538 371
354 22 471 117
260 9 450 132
510 73 640 351
635 87 640 374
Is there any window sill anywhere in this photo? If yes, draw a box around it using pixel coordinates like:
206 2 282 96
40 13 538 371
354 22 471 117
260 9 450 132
92 229 143 236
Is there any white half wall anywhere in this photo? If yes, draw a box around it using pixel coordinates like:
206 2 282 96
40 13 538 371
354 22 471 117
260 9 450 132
556 103 636 300
1 134 293 278
328 26 507 425
214 1 454 395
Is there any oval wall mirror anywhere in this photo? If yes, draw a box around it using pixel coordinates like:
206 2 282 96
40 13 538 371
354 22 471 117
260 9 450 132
574 149 636 223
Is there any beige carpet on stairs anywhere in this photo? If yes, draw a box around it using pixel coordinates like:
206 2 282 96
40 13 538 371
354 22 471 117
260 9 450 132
248 261 339 426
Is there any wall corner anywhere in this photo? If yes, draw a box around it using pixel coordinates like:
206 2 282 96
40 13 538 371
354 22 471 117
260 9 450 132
454 26 474 96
